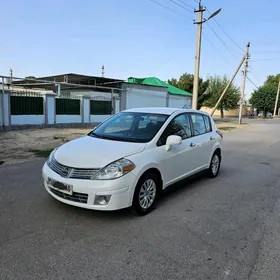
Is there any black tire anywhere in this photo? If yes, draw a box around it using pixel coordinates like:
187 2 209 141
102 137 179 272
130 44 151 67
132 172 159 216
207 150 221 178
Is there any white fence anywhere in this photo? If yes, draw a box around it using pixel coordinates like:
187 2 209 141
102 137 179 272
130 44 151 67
0 92 117 130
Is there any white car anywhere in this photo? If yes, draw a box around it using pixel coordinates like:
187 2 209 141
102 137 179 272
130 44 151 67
42 107 223 215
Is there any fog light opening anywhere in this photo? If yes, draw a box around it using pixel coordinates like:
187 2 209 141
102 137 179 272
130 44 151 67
94 195 112 205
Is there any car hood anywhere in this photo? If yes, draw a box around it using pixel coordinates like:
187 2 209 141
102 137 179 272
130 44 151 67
54 135 145 168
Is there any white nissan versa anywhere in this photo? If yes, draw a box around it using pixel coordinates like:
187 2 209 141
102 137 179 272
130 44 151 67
42 107 223 215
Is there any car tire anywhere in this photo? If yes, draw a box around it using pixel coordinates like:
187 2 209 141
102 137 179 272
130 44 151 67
132 172 159 216
207 151 221 178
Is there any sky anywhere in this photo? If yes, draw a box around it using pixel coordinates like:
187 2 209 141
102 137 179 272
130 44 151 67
1 0 280 99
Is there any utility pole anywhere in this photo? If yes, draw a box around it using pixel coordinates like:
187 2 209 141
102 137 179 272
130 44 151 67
101 65 105 78
9 68 13 90
192 1 205 110
273 79 280 117
238 42 250 124
192 4 221 110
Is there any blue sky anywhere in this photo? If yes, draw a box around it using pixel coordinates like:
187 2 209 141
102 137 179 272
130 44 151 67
1 0 280 98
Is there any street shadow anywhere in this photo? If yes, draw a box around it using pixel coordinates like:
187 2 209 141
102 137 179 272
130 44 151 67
47 195 135 222
45 168 231 221
156 167 230 209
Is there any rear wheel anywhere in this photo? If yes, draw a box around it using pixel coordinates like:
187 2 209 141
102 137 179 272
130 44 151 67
132 173 159 216
207 151 221 178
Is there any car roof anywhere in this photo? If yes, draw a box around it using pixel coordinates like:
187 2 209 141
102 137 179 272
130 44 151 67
123 107 210 116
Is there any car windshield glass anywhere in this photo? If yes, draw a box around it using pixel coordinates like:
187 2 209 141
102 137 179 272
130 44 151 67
88 112 169 143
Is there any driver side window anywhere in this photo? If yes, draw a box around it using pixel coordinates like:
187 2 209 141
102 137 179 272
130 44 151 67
157 114 191 146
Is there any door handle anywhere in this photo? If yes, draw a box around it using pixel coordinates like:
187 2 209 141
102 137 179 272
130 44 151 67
210 136 215 140
190 142 196 147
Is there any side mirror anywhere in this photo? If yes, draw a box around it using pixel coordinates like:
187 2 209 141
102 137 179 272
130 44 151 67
166 135 182 151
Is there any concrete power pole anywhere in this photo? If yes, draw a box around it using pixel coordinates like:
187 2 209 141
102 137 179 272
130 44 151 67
273 79 280 117
238 42 250 124
192 1 205 110
102 65 105 78
192 3 221 110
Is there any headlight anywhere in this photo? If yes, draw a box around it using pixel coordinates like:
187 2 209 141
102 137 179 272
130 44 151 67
46 147 59 166
92 158 135 180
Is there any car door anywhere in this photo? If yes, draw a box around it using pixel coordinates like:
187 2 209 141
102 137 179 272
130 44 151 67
189 113 215 169
156 113 199 187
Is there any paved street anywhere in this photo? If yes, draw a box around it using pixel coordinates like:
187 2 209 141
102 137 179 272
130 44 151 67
1 119 280 280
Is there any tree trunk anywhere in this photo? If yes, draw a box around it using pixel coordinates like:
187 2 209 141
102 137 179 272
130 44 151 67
220 108 224 118
263 109 267 119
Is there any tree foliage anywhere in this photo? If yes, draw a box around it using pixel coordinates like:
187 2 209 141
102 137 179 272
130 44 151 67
249 74 280 117
203 75 241 118
249 83 278 116
25 76 36 79
167 73 209 109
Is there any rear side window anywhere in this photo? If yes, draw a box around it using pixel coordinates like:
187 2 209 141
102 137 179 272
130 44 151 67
190 113 207 136
203 115 212 133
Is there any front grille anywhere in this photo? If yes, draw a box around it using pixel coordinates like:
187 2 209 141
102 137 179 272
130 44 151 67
49 188 88 204
49 158 99 179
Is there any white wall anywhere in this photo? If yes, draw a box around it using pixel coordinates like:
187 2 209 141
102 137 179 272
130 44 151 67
83 98 90 123
0 94 3 126
4 94 9 126
90 115 111 123
126 88 166 109
168 95 191 109
11 115 45 125
46 96 55 124
115 99 120 113
67 91 118 99
56 115 82 124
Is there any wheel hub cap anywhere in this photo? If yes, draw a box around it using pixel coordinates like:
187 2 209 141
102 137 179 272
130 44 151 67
211 155 220 175
139 179 156 209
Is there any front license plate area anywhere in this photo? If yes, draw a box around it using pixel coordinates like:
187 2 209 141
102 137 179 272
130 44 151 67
48 178 73 195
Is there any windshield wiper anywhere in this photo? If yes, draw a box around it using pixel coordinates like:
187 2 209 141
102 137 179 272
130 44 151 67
88 132 142 142
110 137 139 143
88 132 107 139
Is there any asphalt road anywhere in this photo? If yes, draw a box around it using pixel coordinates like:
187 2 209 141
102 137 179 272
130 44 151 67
1 119 280 280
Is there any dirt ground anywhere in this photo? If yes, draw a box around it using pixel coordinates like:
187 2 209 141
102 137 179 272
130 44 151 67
0 127 91 166
0 121 247 166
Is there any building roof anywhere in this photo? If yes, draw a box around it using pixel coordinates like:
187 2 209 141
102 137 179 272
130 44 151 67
11 73 124 92
37 73 124 86
127 77 192 97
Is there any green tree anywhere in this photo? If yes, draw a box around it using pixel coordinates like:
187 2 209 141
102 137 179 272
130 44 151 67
264 74 280 88
203 75 241 118
249 83 278 117
167 73 209 109
25 76 36 79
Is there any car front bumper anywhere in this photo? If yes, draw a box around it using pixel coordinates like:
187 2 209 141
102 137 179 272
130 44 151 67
42 163 137 211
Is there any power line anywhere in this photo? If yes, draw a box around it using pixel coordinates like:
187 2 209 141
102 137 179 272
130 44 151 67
202 28 232 66
205 23 240 59
169 0 193 13
251 58 280 62
206 9 244 53
175 0 195 10
149 0 193 20
247 76 259 90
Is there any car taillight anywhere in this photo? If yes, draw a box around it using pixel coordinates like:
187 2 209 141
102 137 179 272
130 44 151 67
216 130 223 139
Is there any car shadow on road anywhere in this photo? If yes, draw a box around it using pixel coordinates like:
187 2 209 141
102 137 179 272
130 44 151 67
47 196 136 221
46 168 231 221
156 168 230 210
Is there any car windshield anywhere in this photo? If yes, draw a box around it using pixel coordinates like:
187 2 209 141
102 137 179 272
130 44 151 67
88 112 169 143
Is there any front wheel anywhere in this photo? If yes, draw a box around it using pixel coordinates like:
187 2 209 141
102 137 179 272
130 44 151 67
207 151 221 178
132 173 159 216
